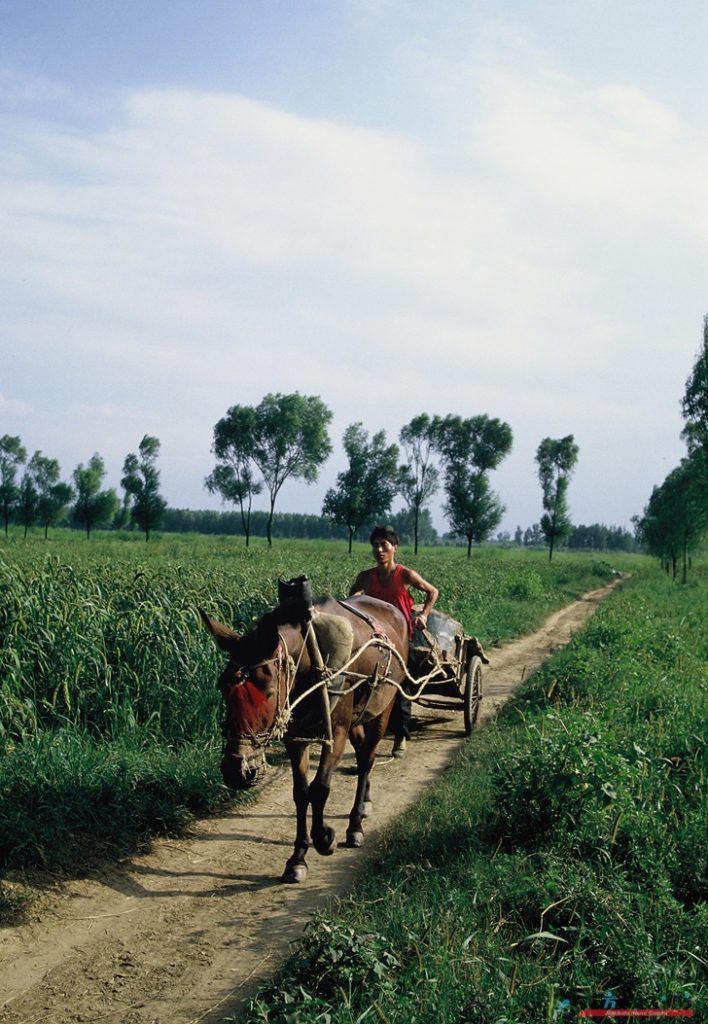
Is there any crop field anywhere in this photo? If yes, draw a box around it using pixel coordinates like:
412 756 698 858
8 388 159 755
0 531 624 900
242 565 707 1022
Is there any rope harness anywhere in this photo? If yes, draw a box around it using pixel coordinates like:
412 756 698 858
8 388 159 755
221 615 451 753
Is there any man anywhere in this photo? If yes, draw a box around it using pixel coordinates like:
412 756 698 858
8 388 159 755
349 525 439 757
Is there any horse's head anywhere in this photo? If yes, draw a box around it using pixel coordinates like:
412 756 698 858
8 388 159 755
200 609 288 790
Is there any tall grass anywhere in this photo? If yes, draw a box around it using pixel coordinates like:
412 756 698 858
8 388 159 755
241 565 707 1022
0 532 624 896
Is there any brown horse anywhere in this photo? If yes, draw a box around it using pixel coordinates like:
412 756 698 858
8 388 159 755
200 593 409 883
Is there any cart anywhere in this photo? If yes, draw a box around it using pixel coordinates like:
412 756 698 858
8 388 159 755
408 607 485 735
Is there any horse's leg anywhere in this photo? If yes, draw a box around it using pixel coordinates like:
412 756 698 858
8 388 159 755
309 723 348 856
345 722 374 847
346 699 393 846
362 775 372 818
282 740 311 884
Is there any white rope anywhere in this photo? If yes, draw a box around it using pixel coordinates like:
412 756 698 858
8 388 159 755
236 623 456 749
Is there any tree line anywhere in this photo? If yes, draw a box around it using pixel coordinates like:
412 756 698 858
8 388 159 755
635 315 708 581
0 437 165 542
2 391 584 557
205 395 583 558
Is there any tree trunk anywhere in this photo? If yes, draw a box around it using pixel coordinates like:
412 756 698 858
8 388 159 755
682 533 688 584
413 506 419 556
266 500 275 547
466 536 472 559
348 528 354 555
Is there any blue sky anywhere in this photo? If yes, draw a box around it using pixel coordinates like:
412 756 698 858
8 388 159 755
2 0 707 536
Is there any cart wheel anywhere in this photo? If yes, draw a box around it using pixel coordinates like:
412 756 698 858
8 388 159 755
463 655 483 735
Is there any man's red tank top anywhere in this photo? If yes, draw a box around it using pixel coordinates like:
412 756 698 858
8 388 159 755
366 564 414 636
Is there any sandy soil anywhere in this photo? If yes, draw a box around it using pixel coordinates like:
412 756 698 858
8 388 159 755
0 580 622 1024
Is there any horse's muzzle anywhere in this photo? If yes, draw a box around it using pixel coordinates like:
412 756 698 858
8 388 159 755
220 748 267 790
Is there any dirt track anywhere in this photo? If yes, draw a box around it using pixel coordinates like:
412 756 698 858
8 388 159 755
0 581 621 1024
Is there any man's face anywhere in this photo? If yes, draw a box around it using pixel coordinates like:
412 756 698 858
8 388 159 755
371 539 396 564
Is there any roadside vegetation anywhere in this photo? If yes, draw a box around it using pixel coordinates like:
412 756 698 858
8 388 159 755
0 533 624 919
241 565 706 1022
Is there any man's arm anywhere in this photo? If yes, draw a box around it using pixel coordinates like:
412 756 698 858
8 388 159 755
402 567 439 629
348 570 369 597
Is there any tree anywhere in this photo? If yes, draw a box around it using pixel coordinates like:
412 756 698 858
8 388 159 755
535 435 579 561
681 314 708 455
253 393 333 547
638 455 708 581
205 405 262 546
31 453 73 539
71 454 119 539
17 456 40 537
434 415 513 558
0 435 27 537
398 414 440 555
121 435 167 541
322 423 399 553
523 523 544 546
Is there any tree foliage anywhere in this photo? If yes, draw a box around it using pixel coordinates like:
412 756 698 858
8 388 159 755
32 454 73 538
398 414 439 555
0 435 27 537
205 405 262 546
681 313 708 455
535 435 579 561
207 393 332 547
434 415 513 557
121 435 167 541
638 316 708 580
71 454 119 539
637 453 708 581
254 393 333 546
322 423 399 553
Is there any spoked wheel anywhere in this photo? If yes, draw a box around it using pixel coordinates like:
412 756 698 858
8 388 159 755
463 655 483 735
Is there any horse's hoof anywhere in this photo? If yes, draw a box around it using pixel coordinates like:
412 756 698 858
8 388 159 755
346 830 364 848
312 827 336 856
362 801 373 818
282 862 308 883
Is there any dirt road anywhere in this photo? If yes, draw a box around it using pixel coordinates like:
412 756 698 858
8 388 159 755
0 581 621 1024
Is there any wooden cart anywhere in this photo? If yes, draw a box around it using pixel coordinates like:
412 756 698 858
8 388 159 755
408 608 484 735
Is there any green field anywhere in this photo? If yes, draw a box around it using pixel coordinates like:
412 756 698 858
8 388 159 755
0 531 626 914
242 565 707 1022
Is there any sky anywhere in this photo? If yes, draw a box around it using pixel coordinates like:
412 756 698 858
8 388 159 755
2 0 707 537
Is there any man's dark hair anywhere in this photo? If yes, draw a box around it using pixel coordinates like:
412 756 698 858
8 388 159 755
369 525 400 547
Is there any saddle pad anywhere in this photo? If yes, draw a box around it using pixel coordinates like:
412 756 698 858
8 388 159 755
312 611 355 672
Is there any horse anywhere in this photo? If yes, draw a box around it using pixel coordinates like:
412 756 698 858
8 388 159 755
200 591 409 883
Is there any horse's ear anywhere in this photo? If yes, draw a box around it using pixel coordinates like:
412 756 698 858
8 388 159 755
199 608 240 652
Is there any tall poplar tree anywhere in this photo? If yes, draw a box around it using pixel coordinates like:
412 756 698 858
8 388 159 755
535 435 579 561
71 454 119 539
0 435 27 537
435 415 513 558
205 406 262 546
253 393 332 547
322 423 399 553
398 414 439 555
122 435 167 541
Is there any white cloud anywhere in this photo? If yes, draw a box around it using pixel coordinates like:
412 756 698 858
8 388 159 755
472 64 708 236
